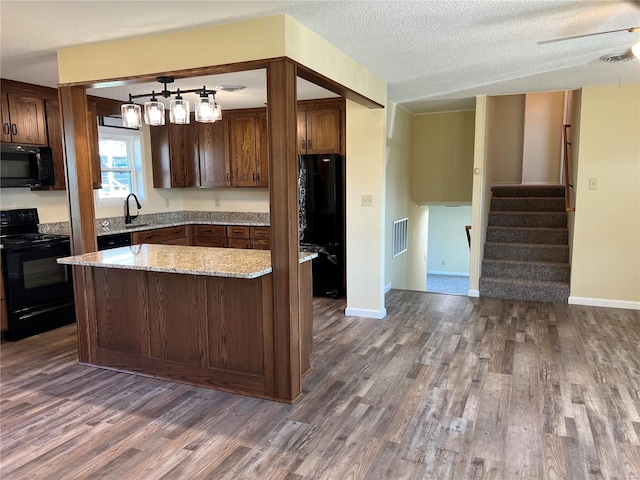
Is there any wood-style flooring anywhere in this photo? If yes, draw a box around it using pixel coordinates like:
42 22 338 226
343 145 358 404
1 290 640 479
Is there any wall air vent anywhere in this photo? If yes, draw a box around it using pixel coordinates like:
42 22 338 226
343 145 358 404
392 218 408 258
599 51 634 63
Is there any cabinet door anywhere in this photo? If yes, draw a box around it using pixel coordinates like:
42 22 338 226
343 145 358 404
227 238 250 249
1 93 10 143
132 226 188 245
87 103 102 189
305 108 341 154
169 121 200 187
7 91 48 145
44 99 66 190
150 119 172 188
198 119 230 187
255 114 269 187
229 116 257 187
297 110 307 154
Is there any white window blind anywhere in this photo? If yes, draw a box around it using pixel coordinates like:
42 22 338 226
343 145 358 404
392 218 408 257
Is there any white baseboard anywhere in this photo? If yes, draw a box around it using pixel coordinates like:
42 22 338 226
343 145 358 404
468 289 480 298
568 296 640 311
427 271 470 277
384 283 392 294
345 307 387 319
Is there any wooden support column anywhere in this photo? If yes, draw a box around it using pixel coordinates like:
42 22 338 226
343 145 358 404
266 59 301 401
58 86 98 363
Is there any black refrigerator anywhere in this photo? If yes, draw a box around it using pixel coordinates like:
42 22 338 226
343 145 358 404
298 153 345 298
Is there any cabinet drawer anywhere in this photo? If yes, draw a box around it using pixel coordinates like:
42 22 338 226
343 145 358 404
227 226 250 239
251 239 270 250
193 225 226 238
193 237 226 248
132 226 188 244
227 238 250 249
250 226 270 239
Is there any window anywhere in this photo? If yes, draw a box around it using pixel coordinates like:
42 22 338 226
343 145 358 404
95 126 145 206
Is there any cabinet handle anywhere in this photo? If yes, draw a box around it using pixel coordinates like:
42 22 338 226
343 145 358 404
302 140 306 149
307 139 311 149
253 173 256 182
2 123 9 135
226 173 229 182
256 173 260 182
11 124 17 135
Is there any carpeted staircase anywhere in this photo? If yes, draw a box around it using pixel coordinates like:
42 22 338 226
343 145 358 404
479 184 570 303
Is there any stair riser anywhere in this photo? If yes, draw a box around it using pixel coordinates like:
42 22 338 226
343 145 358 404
492 185 565 198
482 261 570 282
484 243 569 263
489 212 567 228
480 278 569 303
491 197 566 212
486 228 568 245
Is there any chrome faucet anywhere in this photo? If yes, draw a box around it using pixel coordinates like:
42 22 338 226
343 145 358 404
124 193 142 224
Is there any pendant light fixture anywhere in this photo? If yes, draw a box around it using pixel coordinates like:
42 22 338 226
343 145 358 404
122 77 222 128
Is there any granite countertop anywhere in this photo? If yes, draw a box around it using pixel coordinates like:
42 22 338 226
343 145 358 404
39 211 271 236
57 244 317 279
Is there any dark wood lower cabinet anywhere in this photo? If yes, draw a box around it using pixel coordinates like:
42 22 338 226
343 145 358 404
85 262 312 402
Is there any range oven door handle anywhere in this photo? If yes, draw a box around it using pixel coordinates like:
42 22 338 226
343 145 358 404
17 302 75 321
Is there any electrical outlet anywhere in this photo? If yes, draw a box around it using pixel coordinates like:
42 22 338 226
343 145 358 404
441 260 445 266
361 194 374 207
165 198 170 207
589 178 598 190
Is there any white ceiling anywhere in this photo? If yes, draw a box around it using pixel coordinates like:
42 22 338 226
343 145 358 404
1 1 639 113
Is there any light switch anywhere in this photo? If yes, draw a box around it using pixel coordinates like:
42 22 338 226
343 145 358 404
589 178 598 190
361 194 374 207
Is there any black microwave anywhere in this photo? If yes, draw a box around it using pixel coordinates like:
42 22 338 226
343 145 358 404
0 144 55 188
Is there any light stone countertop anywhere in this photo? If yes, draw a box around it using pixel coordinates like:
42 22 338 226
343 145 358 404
57 244 317 279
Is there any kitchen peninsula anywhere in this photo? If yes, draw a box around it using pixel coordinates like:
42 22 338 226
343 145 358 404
58 244 316 402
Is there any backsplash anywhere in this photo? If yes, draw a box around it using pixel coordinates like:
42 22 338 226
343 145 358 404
39 211 270 236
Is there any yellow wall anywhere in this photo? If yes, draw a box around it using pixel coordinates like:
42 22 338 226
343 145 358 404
570 83 640 308
345 99 386 317
411 111 475 205
491 95 524 184
426 206 472 275
469 96 494 294
384 102 412 291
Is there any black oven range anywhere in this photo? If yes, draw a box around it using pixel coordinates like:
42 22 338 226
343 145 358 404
1 208 75 341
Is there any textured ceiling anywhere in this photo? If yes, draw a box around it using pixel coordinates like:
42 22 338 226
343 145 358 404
1 0 639 113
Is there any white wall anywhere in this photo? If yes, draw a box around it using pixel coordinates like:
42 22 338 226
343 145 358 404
384 102 412 291
570 83 640 309
427 206 472 275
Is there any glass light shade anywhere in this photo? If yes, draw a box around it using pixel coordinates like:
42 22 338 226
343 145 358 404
213 102 222 121
144 100 165 126
195 95 216 123
121 103 142 128
170 98 190 124
633 41 640 59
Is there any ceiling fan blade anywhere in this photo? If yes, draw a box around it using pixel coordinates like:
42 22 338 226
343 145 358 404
538 27 640 45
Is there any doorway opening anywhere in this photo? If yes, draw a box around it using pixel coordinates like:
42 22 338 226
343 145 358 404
425 205 472 295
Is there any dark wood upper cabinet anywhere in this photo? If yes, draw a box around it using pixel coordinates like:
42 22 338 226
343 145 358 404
150 113 199 188
298 106 341 155
44 98 66 190
1 89 48 145
197 119 230 187
229 111 269 187
87 102 102 189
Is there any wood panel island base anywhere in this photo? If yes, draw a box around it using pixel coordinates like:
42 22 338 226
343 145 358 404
58 245 317 403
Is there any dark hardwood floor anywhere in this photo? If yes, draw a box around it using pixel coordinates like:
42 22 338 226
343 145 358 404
1 290 639 479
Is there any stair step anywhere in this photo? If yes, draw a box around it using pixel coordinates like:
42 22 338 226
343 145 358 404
484 242 569 263
482 259 570 282
479 277 570 303
491 184 565 197
490 197 566 212
489 212 567 228
486 226 568 245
